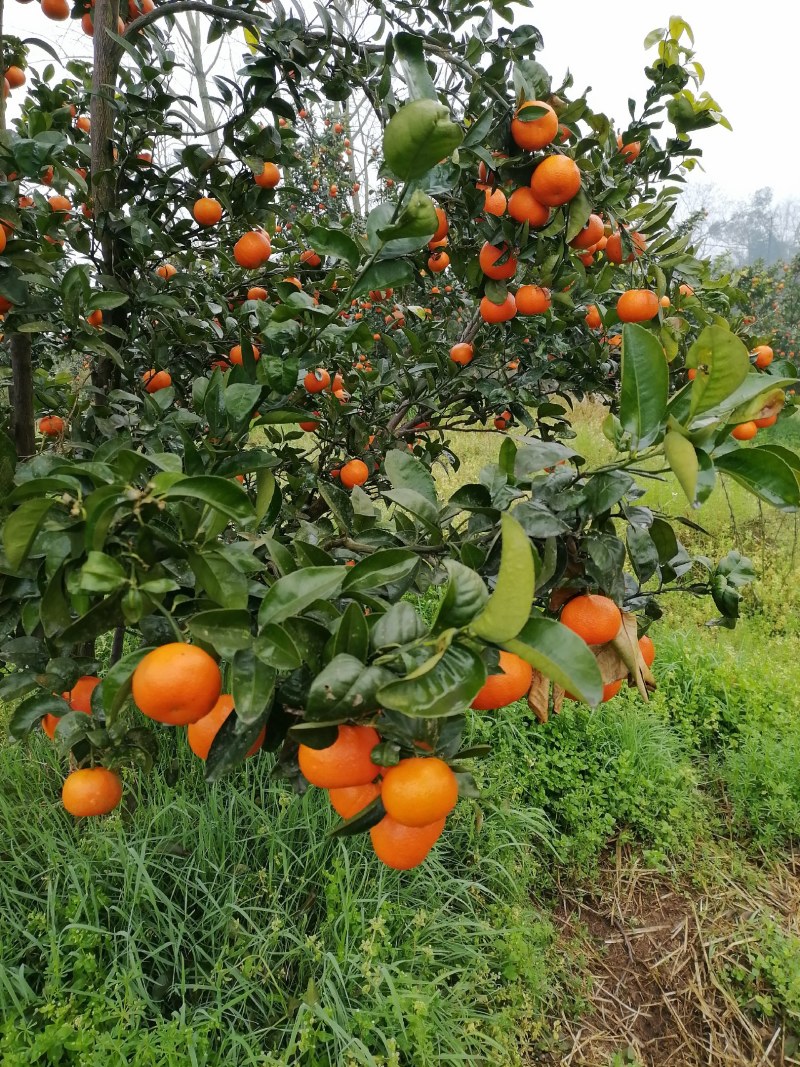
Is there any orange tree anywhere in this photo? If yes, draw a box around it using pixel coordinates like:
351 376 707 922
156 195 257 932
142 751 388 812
0 5 798 868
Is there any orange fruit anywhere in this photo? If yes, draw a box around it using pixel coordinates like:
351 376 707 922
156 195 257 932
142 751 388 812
193 197 223 226
678 283 694 297
480 292 516 323
329 781 382 819
300 249 322 267
156 262 177 280
187 694 265 760
449 342 474 366
132 643 222 726
602 680 623 701
570 213 604 250
483 187 507 217
48 194 72 213
515 284 551 315
370 814 446 870
381 757 458 827
38 415 64 437
659 295 670 308
5 66 25 89
471 650 533 710
42 0 70 19
255 161 281 188
143 369 172 393
298 724 381 788
86 309 103 328
507 187 549 227
639 634 656 668
247 286 268 300
585 304 602 330
340 458 369 489
62 768 122 817
428 251 449 273
616 289 659 323
530 155 581 207
75 115 91 134
229 342 260 365
560 594 622 645
731 421 757 441
753 345 773 369
687 368 697 380
304 368 330 392
299 418 320 432
605 231 646 264
754 413 777 429
616 135 640 163
510 100 558 151
43 674 99 739
478 241 517 280
432 207 448 242
234 230 271 269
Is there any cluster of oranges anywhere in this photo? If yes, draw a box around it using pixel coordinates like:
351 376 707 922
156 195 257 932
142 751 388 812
33 0 155 35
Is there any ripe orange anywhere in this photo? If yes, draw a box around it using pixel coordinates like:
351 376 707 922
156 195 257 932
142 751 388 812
510 100 558 151
732 421 757 441
340 458 369 489
370 814 446 870
483 187 507 217
560 594 622 645
753 345 773 369
247 286 268 300
193 197 223 226
480 292 516 323
754 413 777 429
298 724 381 788
515 284 551 315
617 289 659 323
42 0 70 19
478 241 517 280
585 304 602 330
494 411 512 430
605 231 646 264
187 694 265 760
616 135 640 163
5 66 25 89
602 680 623 701
639 634 656 668
86 309 103 328
304 368 330 392
381 757 458 827
328 781 382 819
570 213 604 250
678 283 694 297
255 161 281 188
156 262 177 280
229 342 260 365
48 194 72 213
143 368 172 393
38 415 64 437
428 251 449 273
75 115 91 134
299 417 320 432
471 650 533 710
449 342 474 366
43 674 99 739
507 187 549 227
660 295 671 308
62 768 122 817
300 249 322 267
234 230 271 269
687 368 697 380
132 643 222 725
530 155 581 207
432 207 448 242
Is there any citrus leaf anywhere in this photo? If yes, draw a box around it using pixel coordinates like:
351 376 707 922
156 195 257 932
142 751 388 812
502 617 602 705
471 513 535 642
619 323 669 449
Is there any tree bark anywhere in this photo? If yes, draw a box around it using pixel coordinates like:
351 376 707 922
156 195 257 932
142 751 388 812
10 334 35 458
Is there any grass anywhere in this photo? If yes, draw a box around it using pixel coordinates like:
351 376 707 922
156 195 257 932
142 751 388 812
3 400 800 1064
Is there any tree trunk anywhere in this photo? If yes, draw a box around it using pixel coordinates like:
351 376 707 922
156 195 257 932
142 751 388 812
10 334 35 458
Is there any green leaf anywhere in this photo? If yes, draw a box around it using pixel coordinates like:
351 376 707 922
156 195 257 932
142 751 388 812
306 654 391 721
254 623 303 670
342 549 419 593
162 476 254 523
371 602 428 650
3 498 54 569
565 187 592 243
188 550 248 610
433 559 489 631
714 448 800 510
86 291 129 311
375 189 437 245
664 430 699 504
231 649 276 724
619 323 669 449
383 488 440 529
502 617 603 705
259 567 345 626
79 551 127 594
332 602 370 661
393 32 438 100
205 708 269 783
350 259 414 299
306 225 360 269
99 646 155 719
8 691 68 741
225 383 263 425
383 99 463 181
188 610 252 658
471 513 535 642
384 448 438 504
378 644 486 718
687 326 750 418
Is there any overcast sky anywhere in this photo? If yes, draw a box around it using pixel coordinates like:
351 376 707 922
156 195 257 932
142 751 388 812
3 2 793 202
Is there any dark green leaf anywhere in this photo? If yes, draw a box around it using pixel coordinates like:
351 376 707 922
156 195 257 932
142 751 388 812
502 617 602 704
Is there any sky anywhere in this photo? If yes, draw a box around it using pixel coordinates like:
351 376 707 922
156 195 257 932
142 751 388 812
2 1 795 203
